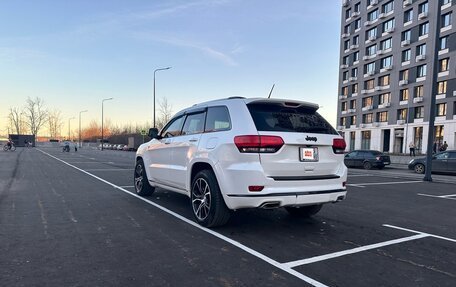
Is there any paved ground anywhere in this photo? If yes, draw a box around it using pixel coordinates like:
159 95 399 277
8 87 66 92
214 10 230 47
1 147 455 287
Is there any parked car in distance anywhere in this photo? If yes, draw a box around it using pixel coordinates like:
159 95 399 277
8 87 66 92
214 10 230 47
122 145 130 151
135 97 347 227
344 150 391 170
117 144 125 150
408 150 456 174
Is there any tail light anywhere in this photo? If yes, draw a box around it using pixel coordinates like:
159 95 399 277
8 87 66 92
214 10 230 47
234 135 284 153
376 156 381 160
332 138 346 154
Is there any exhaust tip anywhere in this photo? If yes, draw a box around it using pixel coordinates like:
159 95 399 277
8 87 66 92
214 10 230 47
259 201 281 209
336 195 346 202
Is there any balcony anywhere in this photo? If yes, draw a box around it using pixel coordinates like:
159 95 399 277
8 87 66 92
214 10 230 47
380 65 393 73
348 108 356 113
342 32 350 38
363 54 376 61
349 76 358 82
413 97 424 103
352 11 361 17
379 13 386 19
361 89 369 94
418 11 428 20
343 0 349 7
401 40 410 47
376 49 385 56
416 54 426 61
397 119 406 125
453 91 456 97
340 64 349 69
399 80 409 86
350 44 359 50
366 70 375 76
378 102 391 108
337 125 345 130
403 0 413 7
372 122 380 127
367 35 377 42
362 105 373 111
384 27 395 34
339 95 348 100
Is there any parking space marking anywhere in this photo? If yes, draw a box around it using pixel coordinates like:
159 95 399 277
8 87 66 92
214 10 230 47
347 180 423 188
383 224 456 243
84 168 134 171
119 185 134 188
417 193 456 201
36 149 329 287
283 234 428 268
67 162 116 164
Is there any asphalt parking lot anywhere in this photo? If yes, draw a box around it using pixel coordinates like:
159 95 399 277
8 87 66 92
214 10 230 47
1 147 455 287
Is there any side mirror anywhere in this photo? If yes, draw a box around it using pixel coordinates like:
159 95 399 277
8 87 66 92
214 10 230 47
345 154 349 158
148 128 160 139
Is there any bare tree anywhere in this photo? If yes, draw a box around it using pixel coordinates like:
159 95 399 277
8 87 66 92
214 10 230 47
156 97 173 130
8 107 22 135
48 109 63 139
23 97 48 136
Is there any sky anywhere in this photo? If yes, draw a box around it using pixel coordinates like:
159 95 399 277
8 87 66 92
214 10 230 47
0 0 342 136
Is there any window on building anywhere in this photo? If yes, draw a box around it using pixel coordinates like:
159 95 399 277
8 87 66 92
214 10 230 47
365 79 375 89
367 27 377 39
354 2 361 12
380 38 392 50
363 96 373 107
341 102 348 111
400 89 409 101
442 0 451 5
419 22 429 36
344 24 351 34
353 51 359 62
379 75 390 86
400 69 409 81
350 115 357 125
402 49 411 62
442 12 452 27
379 93 391 104
352 83 359 93
418 1 428 14
344 40 350 50
343 55 349 65
361 131 371 149
415 85 424 98
343 71 349 81
355 19 361 30
438 81 447 94
366 62 376 73
436 103 447 116
417 64 427 78
378 111 388 122
417 43 426 56
342 86 349 96
350 99 357 109
383 19 395 32
440 36 449 50
352 67 358 77
439 58 449 72
353 35 359 45
404 9 413 23
340 117 347 126
402 29 411 41
414 106 424 119
368 9 379 21
363 113 373 124
367 44 377 56
346 8 352 20
397 108 407 120
381 56 393 68
382 1 394 13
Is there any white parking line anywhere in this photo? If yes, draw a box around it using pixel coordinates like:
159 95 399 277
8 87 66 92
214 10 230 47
383 224 456 243
348 180 423 188
417 193 456 201
283 234 428 268
36 148 328 287
68 162 116 164
84 169 134 171
119 185 134 188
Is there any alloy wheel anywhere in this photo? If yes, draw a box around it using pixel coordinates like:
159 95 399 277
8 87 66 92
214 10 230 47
192 178 211 221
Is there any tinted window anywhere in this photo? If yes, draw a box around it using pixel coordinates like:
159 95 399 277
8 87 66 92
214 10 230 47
448 152 456 159
161 116 185 138
205 106 231 132
247 103 337 134
182 113 206 135
435 152 449 160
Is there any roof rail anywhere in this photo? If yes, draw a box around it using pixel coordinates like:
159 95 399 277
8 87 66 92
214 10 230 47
227 96 245 100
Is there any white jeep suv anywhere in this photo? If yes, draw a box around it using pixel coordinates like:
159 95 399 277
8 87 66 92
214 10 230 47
135 97 347 227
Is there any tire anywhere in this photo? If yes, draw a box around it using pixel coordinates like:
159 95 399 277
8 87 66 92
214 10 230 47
3 145 8 151
377 165 384 170
414 163 425 174
134 159 155 196
363 161 372 170
10 146 16 151
191 170 231 227
285 204 323 217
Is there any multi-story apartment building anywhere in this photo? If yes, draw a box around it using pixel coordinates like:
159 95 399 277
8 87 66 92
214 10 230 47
337 0 455 154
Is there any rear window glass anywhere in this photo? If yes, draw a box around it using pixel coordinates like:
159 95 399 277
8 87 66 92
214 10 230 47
205 106 231 132
182 112 206 135
247 103 337 134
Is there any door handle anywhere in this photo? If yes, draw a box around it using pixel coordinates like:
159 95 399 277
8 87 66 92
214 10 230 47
189 139 198 142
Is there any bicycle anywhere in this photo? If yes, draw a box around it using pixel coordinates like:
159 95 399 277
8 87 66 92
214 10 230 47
3 143 16 151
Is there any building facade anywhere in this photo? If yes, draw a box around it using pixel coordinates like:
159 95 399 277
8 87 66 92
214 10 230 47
337 0 455 154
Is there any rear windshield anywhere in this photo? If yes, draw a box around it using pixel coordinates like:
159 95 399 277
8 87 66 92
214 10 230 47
247 103 337 134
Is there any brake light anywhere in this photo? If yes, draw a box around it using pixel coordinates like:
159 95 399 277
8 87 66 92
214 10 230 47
234 135 284 153
332 138 346 154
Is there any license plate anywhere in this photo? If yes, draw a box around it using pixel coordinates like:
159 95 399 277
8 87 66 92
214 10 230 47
300 147 318 162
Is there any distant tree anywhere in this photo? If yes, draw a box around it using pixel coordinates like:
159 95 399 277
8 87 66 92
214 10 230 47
23 97 48 136
156 97 173 130
8 107 22 135
47 109 63 139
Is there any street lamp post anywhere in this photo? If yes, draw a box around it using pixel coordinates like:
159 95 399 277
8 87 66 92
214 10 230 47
79 110 88 148
153 67 171 128
101 98 113 151
68 117 75 140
